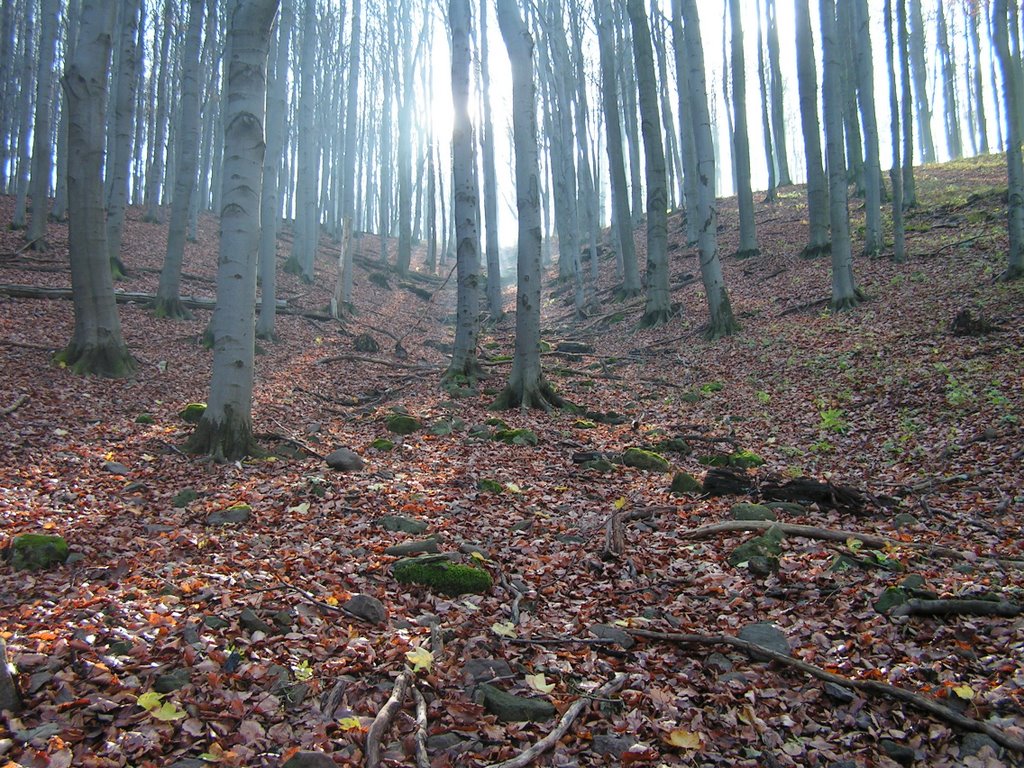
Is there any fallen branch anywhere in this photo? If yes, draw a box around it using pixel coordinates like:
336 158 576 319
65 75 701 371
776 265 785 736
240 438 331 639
679 520 1024 568
411 684 430 768
365 668 414 768
602 507 657 560
891 598 1022 618
627 628 1024 753
316 353 441 371
779 296 830 316
1 394 28 416
483 674 629 768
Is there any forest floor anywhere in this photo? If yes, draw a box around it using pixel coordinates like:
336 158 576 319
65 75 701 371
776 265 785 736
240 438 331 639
1 154 1022 767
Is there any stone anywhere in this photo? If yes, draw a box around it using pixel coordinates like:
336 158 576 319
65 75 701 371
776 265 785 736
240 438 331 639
430 420 454 436
737 622 791 658
477 684 556 722
384 538 440 556
203 615 230 630
589 623 635 649
386 413 422 435
325 448 365 472
353 333 380 353
172 489 199 508
493 428 538 446
103 461 130 476
879 739 916 766
823 682 855 703
718 672 751 686
728 449 765 468
873 586 909 614
464 658 513 683
370 438 394 451
393 555 492 596
670 471 703 494
959 733 1001 760
591 734 636 757
178 402 207 424
378 515 428 534
343 594 388 625
892 513 920 529
154 668 191 693
282 752 337 768
427 733 466 752
705 653 733 673
621 447 670 473
555 341 595 354
727 526 785 570
272 610 294 631
0 639 22 713
239 607 275 635
467 424 492 438
10 534 69 572
745 555 778 576
731 503 776 522
477 478 504 494
207 504 251 526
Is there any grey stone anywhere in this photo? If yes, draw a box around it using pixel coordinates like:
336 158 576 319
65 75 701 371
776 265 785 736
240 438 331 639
705 652 733 673
13 723 61 745
343 594 388 625
153 668 191 693
464 658 512 683
427 733 466 752
459 542 490 559
823 682 856 703
0 639 22 713
384 538 440 556
478 684 556 722
282 752 337 768
879 739 915 765
207 505 251 525
203 615 229 630
731 503 777 522
737 622 791 658
589 623 635 649
765 502 806 514
746 555 778 576
718 672 751 686
592 734 637 757
239 607 275 635
959 733 1001 759
325 448 365 472
103 461 130 475
379 515 428 534
144 524 176 534
892 513 920 529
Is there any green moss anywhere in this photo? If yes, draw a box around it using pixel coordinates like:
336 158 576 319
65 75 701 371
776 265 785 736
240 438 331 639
393 557 493 596
477 478 505 493
485 417 510 429
493 428 538 446
652 438 691 454
698 454 730 467
370 438 395 451
172 489 199 507
135 413 156 424
386 413 422 435
179 402 207 424
729 450 766 469
10 534 69 571
573 420 598 429
700 381 725 393
622 447 670 472
670 471 703 495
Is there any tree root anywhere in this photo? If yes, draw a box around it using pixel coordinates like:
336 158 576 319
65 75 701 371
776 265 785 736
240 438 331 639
151 296 195 321
483 674 629 768
365 669 414 768
56 341 137 379
1 394 28 416
411 685 430 768
491 377 565 412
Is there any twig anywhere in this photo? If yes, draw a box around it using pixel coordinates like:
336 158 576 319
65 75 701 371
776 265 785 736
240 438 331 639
483 673 629 768
890 598 1022 618
365 668 414 768
255 430 325 461
602 507 658 560
626 628 1024 753
779 296 830 316
411 684 430 768
1 394 28 416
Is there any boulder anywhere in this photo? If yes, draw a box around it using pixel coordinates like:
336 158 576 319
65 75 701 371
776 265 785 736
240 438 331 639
670 472 703 495
207 504 251 526
464 658 513 684
737 622 791 658
589 623 635 649
477 684 555 722
353 333 380 353
178 402 207 424
621 448 670 473
378 515 428 534
493 428 538 446
393 555 492 596
239 607 275 635
9 534 69 571
325 448 365 472
103 461 130 476
731 503 776 522
386 413 422 435
343 594 388 625
384 538 440 556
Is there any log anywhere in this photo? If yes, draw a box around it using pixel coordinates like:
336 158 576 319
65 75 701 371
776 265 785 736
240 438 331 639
760 476 872 514
365 669 414 768
891 598 1022 618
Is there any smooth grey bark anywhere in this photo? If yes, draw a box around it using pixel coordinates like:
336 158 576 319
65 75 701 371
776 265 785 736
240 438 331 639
595 0 640 296
188 0 279 461
908 0 934 163
285 0 318 282
479 0 503 318
378 2 395 266
131 0 148 206
156 0 204 320
898 0 917 207
852 0 882 256
765 0 791 185
396 3 415 275
728 0 759 258
60 0 136 378
492 0 562 412
443 0 483 389
104 0 141 276
884 0 905 263
670 0 699 244
651 14 683 209
0 0 13 194
756 0 778 203
627 0 670 328
935 3 962 159
11 4 34 229
681 0 737 339
819 0 861 311
835 1 863 192
794 0 829 258
339 0 359 305
616 3 643 229
52 0 82 221
26 0 59 248
966 2 989 155
144 0 172 222
994 0 1024 280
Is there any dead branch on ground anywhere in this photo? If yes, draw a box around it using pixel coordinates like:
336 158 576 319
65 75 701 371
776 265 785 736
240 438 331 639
365 668 414 768
1 394 28 416
890 598 1022 618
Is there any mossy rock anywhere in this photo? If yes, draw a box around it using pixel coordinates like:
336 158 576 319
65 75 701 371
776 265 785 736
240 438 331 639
485 417 510 429
727 526 785 569
393 555 493 596
10 534 69 571
622 447 670 473
172 488 200 508
478 684 556 722
731 503 776 522
729 450 765 469
430 420 454 436
353 333 380 353
698 454 731 467
386 413 422 435
369 272 391 289
652 438 691 454
493 429 538 446
135 413 156 425
179 402 207 424
873 586 909 614
582 459 616 473
477 478 505 494
573 419 598 429
370 438 395 451
670 471 703 495
680 391 702 404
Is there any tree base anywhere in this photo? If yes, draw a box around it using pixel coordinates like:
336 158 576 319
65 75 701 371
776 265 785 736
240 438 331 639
255 327 280 343
110 257 129 281
490 377 565 412
442 358 486 395
733 248 761 260
185 409 266 463
799 242 831 259
152 296 195 321
997 264 1023 282
55 342 137 378
614 286 643 302
830 288 866 313
704 313 740 341
639 307 672 328
283 256 313 284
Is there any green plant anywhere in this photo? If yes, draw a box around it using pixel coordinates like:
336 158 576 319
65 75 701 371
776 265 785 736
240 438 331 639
818 408 849 434
755 391 771 404
810 439 833 454
945 377 972 407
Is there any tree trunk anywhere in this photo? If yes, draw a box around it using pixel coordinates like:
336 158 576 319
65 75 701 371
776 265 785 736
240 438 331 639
852 0 882 256
340 0 360 304
0 0 14 195
395 3 414 275
59 0 136 378
627 0 670 328
766 0 791 185
908 0 935 163
187 0 279 461
794 0 829 258
52 0 81 221
819 0 861 311
993 0 1024 281
936 3 962 160
378 3 395 267
835 0 863 193
284 0 318 283
670 0 699 244
492 0 562 412
898 0 917 207
478 0 503 318
143 0 173 223
966 1 989 155
681 0 738 339
616 4 643 230
11 4 34 229
26 0 59 249
756 0 778 204
729 0 759 258
883 0 905 264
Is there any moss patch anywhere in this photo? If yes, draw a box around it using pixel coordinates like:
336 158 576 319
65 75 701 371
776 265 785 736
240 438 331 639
179 402 207 424
493 428 538 446
393 556 493 596
622 447 670 472
10 534 69 571
386 413 422 435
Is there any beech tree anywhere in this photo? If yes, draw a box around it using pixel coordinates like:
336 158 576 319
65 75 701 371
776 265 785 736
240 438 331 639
479 0 503 319
59 0 136 378
728 0 758 259
188 0 280 460
852 0 882 256
25 0 59 249
993 0 1024 281
884 0 905 264
794 0 829 258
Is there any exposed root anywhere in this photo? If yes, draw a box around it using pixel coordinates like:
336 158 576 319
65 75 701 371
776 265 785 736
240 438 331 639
55 342 137 379
152 296 195 321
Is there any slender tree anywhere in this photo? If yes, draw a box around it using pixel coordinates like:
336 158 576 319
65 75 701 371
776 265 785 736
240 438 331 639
284 0 318 282
935 2 962 159
58 0 136 377
669 0 699 244
852 0 882 255
908 0 935 163
143 0 173 222
339 0 360 305
766 0 791 185
395 2 416 275
188 0 280 460
479 0 503 319
794 0 829 258
492 0 563 411
728 0 759 258
884 0 905 263
25 0 59 249
11 5 35 229
993 0 1024 280
898 0 917 206
966 0 989 155
756 0 778 203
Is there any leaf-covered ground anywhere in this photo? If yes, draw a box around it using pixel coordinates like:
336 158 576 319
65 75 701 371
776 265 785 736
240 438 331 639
1 155 1022 767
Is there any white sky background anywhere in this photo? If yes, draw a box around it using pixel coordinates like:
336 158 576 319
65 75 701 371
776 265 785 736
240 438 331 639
424 0 1009 246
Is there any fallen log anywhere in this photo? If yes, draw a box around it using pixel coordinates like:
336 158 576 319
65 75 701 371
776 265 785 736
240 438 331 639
760 475 874 514
365 669 414 768
891 598 1022 618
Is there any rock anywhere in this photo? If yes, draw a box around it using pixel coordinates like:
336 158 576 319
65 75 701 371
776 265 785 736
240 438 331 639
823 682 856 703
353 333 380 353
621 447 670 472
378 515 428 534
705 653 733 673
272 610 294 631
765 501 805 514
555 341 595 354
178 402 207 424
591 734 637 757
239 607 275 635
459 541 490 559
703 467 754 496
892 513 920 529
589 623 635 649
343 594 388 625
135 413 156 424
746 555 778 576
386 413 422 435
582 459 615 473
737 622 791 658
573 419 597 429
172 488 199 507
384 538 440 556
207 503 251 526
204 615 230 630
427 733 467 752
282 752 337 768
477 478 504 494
729 449 765 468
325 448 365 472
873 586 909 614
467 424 492 438
652 438 691 454
430 420 454 436
370 438 394 451
393 555 492 596
900 574 926 590
879 739 916 766
731 503 776 521
0 639 22 713
719 671 751 686
511 518 534 532
670 471 703 494
493 428 538 446
464 658 513 683
154 668 191 693
478 684 556 722
727 526 785 569
9 534 69 571
959 733 1002 759
103 461 130 476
